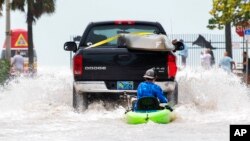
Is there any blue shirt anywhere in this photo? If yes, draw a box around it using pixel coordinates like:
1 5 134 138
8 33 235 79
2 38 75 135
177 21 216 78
219 56 233 72
137 82 168 103
179 44 188 58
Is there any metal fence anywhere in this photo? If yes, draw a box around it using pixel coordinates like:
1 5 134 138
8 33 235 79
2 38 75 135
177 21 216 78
71 34 249 69
169 34 248 68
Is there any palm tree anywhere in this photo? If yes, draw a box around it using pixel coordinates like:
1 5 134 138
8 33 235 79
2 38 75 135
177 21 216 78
11 0 56 72
208 0 250 58
0 0 4 16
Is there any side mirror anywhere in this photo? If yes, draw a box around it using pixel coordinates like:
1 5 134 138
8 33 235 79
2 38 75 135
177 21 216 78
173 41 184 51
64 41 77 52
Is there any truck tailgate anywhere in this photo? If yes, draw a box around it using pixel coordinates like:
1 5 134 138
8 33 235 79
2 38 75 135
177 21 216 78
76 48 168 81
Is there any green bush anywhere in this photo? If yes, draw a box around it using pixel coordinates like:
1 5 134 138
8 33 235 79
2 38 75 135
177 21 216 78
0 59 10 84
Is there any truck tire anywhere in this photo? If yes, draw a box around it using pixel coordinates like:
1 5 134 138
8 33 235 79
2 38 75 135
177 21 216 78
73 87 88 112
166 82 178 106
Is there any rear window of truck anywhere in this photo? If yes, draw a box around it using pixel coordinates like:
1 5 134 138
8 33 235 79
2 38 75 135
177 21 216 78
83 25 161 47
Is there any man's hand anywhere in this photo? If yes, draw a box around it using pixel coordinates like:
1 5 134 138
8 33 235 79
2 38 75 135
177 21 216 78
159 103 173 112
165 105 173 112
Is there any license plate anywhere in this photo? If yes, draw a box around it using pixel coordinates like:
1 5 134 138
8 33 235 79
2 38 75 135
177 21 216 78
117 81 134 90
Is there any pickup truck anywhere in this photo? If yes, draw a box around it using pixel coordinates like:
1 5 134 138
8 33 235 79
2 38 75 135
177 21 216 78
64 21 183 111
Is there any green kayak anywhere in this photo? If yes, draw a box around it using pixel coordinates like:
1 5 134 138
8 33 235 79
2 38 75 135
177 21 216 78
125 109 174 124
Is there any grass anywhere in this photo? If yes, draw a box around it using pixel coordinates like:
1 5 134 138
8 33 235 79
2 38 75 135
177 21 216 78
0 59 10 84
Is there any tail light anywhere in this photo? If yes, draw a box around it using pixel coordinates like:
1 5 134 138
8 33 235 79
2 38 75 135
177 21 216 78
167 53 177 78
73 54 83 76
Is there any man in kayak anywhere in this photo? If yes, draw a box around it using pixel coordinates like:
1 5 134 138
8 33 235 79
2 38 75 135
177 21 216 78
133 69 171 111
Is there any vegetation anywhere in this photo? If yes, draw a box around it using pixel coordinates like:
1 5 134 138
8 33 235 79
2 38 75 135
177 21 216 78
1 0 56 71
208 0 250 57
208 0 250 29
11 0 56 71
0 59 10 84
0 0 4 16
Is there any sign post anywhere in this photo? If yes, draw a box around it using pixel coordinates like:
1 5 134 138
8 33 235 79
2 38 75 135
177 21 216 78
5 0 11 61
244 29 250 84
245 29 250 41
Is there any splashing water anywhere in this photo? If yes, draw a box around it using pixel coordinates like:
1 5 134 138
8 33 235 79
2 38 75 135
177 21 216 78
0 66 125 121
0 66 250 141
1 66 250 122
175 67 250 123
0 67 72 120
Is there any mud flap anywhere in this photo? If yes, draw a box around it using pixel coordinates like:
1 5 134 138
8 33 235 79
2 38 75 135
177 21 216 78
73 87 88 112
164 81 178 106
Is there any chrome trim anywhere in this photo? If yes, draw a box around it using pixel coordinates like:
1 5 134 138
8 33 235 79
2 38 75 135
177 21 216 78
74 81 176 94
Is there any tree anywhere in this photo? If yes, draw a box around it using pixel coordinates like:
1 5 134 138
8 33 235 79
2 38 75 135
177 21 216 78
11 0 56 72
0 0 4 16
0 0 4 14
1 0 56 71
208 0 250 57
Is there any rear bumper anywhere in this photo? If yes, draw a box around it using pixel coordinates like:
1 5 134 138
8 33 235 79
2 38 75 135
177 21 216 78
74 81 177 94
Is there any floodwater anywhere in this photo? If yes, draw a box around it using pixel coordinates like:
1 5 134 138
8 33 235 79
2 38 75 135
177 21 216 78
0 67 250 141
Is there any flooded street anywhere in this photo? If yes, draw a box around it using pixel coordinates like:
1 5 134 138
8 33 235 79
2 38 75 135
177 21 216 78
0 67 250 141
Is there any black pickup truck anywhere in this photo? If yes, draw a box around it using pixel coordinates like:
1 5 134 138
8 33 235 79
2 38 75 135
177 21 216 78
64 21 183 111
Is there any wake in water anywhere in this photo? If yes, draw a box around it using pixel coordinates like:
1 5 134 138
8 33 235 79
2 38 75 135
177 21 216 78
0 67 73 120
1 66 250 141
1 66 250 123
175 67 250 123
0 66 125 122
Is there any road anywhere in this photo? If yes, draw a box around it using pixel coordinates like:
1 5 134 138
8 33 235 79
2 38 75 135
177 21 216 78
0 67 249 141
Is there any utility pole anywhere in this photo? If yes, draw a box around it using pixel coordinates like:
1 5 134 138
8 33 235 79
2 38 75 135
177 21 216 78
246 40 248 84
225 23 232 58
5 0 11 61
245 28 250 85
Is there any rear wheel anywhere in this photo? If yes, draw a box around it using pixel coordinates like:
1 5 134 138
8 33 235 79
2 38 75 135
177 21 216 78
73 87 88 112
165 82 178 106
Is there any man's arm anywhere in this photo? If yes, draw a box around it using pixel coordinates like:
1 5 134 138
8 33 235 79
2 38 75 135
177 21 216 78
231 61 236 69
137 83 143 99
22 58 25 70
11 56 16 67
154 85 168 103
218 59 223 67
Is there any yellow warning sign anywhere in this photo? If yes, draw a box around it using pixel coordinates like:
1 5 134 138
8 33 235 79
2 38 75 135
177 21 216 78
15 34 28 47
